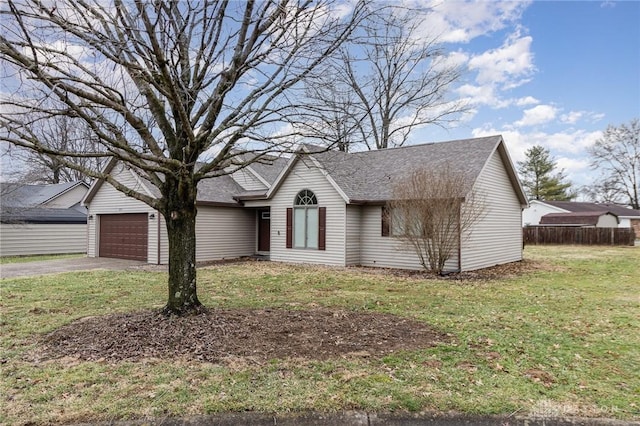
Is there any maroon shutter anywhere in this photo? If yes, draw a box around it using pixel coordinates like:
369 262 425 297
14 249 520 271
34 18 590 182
318 207 326 250
286 208 293 248
381 205 390 237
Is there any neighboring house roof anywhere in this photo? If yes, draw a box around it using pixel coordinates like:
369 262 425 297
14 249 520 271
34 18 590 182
260 135 528 206
1 207 87 224
0 181 88 208
1 181 89 224
537 200 640 218
540 211 618 226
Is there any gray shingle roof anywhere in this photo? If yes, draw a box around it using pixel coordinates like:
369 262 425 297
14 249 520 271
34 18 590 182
543 201 640 218
0 181 83 207
89 136 520 207
311 136 503 202
197 174 246 205
247 156 289 185
134 168 246 206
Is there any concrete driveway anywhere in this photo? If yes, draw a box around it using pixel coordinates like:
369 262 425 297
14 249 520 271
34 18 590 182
0 257 147 279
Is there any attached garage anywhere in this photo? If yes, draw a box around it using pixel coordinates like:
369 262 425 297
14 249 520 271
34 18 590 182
99 213 148 261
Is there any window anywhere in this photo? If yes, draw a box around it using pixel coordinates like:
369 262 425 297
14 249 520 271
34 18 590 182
294 190 318 249
286 190 326 250
381 205 412 237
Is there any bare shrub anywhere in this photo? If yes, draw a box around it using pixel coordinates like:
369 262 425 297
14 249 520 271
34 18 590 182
389 166 484 273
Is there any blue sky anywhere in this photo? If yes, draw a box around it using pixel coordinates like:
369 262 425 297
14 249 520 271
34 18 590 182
413 0 640 191
1 1 638 191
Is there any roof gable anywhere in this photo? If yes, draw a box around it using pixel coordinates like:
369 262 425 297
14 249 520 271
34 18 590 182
261 135 527 206
83 158 255 207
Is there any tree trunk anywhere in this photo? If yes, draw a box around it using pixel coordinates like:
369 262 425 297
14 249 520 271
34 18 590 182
161 178 203 316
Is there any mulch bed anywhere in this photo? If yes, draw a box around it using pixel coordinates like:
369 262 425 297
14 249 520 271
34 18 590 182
357 258 550 281
31 308 450 364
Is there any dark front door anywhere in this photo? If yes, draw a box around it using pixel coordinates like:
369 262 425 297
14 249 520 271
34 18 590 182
257 209 270 252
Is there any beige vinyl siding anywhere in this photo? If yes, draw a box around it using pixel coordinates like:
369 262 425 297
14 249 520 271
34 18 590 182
195 206 255 262
230 168 267 191
86 164 160 263
345 205 361 265
460 150 523 271
158 215 169 265
359 205 459 271
269 160 346 266
0 223 86 256
44 185 87 208
596 214 618 228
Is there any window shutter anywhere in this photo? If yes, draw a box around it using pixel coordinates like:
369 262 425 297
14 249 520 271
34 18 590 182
318 207 326 250
286 208 293 248
381 205 390 237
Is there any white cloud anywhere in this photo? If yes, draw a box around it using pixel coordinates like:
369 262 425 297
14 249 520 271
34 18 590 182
455 29 537 109
556 156 590 174
468 31 535 88
560 111 584 124
557 110 606 125
515 96 540 107
514 104 558 127
422 0 532 44
457 83 510 109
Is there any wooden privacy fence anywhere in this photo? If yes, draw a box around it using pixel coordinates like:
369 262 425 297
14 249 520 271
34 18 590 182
523 226 636 246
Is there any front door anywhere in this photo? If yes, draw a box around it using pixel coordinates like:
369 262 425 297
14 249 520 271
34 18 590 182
257 209 270 252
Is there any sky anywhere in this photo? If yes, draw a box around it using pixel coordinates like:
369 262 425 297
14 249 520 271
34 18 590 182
413 0 640 192
1 1 638 193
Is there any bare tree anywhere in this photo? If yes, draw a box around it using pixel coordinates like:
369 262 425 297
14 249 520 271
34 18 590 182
303 5 465 150
0 0 366 315
580 179 625 205
588 119 640 209
388 166 484 274
6 114 106 184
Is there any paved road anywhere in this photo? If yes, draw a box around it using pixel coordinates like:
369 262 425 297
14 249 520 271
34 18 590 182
0 257 146 279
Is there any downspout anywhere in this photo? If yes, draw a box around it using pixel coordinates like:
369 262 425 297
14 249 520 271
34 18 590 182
157 210 161 265
457 201 462 273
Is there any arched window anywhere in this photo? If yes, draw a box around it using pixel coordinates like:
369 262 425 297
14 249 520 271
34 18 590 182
295 189 317 206
293 189 318 249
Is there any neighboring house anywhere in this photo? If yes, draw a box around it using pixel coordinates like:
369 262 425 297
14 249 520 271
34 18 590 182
0 182 89 257
523 200 640 233
539 211 619 228
83 135 528 272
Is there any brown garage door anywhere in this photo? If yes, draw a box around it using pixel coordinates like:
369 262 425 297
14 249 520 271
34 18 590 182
99 213 148 261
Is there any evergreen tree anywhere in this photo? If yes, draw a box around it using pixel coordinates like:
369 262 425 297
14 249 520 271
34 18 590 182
517 145 575 201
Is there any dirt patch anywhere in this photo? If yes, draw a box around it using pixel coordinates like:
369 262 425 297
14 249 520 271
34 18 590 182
30 308 450 364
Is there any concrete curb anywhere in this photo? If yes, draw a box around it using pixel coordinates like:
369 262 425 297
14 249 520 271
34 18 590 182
73 411 640 426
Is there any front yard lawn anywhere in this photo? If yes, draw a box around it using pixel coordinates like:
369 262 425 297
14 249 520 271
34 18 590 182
0 245 638 424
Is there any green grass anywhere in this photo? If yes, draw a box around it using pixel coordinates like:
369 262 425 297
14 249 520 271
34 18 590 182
1 246 638 424
0 253 84 264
